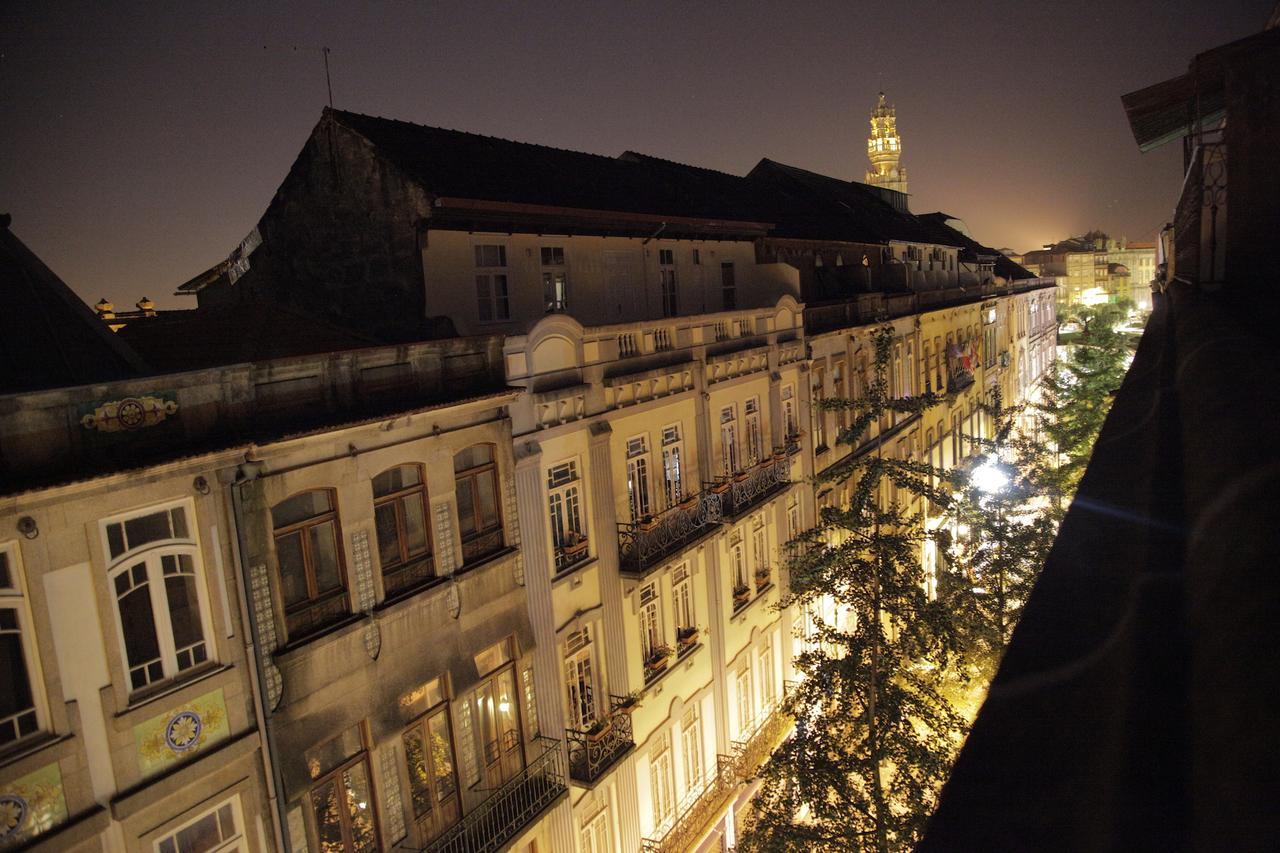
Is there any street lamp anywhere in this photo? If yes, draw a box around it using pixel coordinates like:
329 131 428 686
970 455 1010 496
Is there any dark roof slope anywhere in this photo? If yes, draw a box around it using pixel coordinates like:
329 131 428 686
745 159 941 245
0 215 148 394
330 110 768 224
917 212 1036 280
117 300 388 372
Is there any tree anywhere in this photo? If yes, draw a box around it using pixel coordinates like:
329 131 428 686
941 389 1058 681
1032 302 1131 510
741 325 967 853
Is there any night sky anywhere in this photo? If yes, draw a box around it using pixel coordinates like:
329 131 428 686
2 0 1270 310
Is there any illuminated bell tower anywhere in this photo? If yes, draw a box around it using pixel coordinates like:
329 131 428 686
866 91 908 194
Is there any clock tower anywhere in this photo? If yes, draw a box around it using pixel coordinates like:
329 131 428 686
866 91 908 194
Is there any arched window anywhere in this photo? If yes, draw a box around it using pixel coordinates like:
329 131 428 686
102 501 213 693
272 490 348 640
372 465 434 597
453 445 504 565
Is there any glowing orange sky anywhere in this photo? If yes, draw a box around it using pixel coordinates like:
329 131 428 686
2 0 1270 309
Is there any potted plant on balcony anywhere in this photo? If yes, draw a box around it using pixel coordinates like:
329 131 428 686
733 583 752 607
638 514 660 532
772 446 788 462
644 644 673 680
677 624 700 652
614 691 642 715
754 567 772 591
562 530 589 557
709 479 731 495
585 716 613 743
678 492 699 510
733 468 751 483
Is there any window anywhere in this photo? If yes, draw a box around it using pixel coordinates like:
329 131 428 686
831 362 846 431
565 627 597 731
475 244 510 322
156 796 246 853
454 445 504 565
306 728 379 853
582 808 612 853
735 665 754 738
781 384 797 438
951 411 964 465
626 436 653 521
541 246 569 313
373 465 433 597
720 262 736 310
661 426 684 508
639 582 663 665
1 544 43 747
403 693 460 843
681 707 704 794
759 636 777 711
104 502 215 691
812 366 827 451
650 733 675 832
786 495 800 541
672 564 694 633
272 490 347 641
720 406 739 476
751 519 768 586
659 249 678 317
905 341 915 397
744 398 763 466
548 461 589 573
731 540 747 601
471 644 524 787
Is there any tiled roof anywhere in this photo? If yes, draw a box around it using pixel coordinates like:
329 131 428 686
330 110 768 225
116 300 387 372
0 215 148 394
916 212 1036 280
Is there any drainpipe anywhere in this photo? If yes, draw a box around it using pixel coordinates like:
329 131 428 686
226 468 290 852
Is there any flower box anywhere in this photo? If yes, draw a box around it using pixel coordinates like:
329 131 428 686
562 533 589 556
586 718 613 743
733 470 751 483
615 693 641 714
677 626 699 650
710 481 731 495
754 568 771 589
638 515 660 532
678 494 699 510
732 585 751 605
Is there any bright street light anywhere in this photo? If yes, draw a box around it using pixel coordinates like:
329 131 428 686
970 455 1010 496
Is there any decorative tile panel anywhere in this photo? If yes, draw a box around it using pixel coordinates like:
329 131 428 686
133 688 230 779
0 762 68 849
378 744 407 844
351 529 376 612
432 501 457 574
249 562 283 709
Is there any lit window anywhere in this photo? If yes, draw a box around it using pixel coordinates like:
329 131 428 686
720 406 739 475
661 426 685 508
743 398 763 465
541 246 569 313
564 627 598 731
581 807 613 853
548 460 589 573
103 502 214 691
306 727 379 852
403 690 460 843
0 544 44 747
474 244 510 322
626 436 653 521
372 465 433 597
272 490 348 641
681 707 704 794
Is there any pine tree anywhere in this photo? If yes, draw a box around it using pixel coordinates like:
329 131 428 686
741 325 967 853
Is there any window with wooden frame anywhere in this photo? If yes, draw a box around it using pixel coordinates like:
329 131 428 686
372 465 434 598
453 445 504 566
305 725 379 853
272 490 348 641
402 679 460 844
103 501 216 692
154 794 247 853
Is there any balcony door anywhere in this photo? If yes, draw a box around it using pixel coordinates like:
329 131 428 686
475 668 524 788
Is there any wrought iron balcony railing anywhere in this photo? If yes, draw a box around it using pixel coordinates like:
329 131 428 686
720 454 791 519
618 490 723 576
564 696 635 785
426 736 566 853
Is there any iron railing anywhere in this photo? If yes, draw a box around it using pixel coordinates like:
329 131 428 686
564 696 635 785
721 455 791 518
618 490 723 576
426 736 566 853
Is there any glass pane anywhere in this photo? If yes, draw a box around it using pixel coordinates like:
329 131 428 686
343 762 378 852
453 445 492 472
173 811 220 853
106 524 126 559
455 480 477 537
170 507 189 540
164 571 205 662
373 466 419 498
309 522 343 595
404 728 432 816
117 570 161 678
310 780 344 850
274 532 309 607
0 622 34 724
401 494 428 556
373 502 401 568
496 670 519 743
123 511 172 552
476 472 499 530
427 712 456 799
272 491 331 529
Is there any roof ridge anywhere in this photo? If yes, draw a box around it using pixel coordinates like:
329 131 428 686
618 150 747 180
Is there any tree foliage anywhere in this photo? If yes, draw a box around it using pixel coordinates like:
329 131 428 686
741 325 967 853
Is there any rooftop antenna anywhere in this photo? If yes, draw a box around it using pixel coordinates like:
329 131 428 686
261 44 335 108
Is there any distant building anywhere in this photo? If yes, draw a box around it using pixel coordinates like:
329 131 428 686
1025 233 1156 309
865 92 908 194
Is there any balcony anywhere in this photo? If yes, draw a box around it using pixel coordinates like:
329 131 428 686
553 531 591 574
618 490 724 576
641 689 793 853
426 737 567 853
564 696 636 785
719 454 791 519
